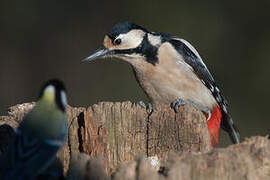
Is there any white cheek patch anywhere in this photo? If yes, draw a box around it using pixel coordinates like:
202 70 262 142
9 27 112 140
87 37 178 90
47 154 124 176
176 38 202 60
60 90 67 108
116 29 145 50
175 38 210 69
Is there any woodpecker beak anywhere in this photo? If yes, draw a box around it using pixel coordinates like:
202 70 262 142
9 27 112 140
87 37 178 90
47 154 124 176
81 46 111 62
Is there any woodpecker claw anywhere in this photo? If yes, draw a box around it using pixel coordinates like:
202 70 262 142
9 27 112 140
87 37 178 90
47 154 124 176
171 98 187 113
147 103 153 115
206 109 212 121
137 101 153 115
138 101 146 109
171 98 211 120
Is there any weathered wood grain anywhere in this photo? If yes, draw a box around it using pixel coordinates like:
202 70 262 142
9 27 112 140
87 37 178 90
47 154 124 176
0 101 211 175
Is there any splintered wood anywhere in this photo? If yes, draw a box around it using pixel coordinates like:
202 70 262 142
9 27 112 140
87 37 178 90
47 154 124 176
1 102 269 179
0 101 210 174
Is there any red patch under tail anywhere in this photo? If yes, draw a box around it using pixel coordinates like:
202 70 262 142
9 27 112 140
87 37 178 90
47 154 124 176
205 106 222 146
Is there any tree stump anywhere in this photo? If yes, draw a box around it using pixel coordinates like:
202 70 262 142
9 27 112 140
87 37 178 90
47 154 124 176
1 102 270 179
0 101 211 174
111 136 270 180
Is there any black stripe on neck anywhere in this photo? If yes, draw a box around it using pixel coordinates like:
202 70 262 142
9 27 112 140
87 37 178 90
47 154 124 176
113 34 158 65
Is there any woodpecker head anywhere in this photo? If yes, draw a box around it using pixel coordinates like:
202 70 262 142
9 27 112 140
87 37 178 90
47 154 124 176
82 22 166 65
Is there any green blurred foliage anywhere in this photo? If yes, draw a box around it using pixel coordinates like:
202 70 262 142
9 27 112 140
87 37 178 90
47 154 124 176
0 0 269 145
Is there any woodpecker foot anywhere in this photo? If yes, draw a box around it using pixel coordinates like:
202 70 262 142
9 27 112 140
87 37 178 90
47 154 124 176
171 98 211 120
137 101 153 115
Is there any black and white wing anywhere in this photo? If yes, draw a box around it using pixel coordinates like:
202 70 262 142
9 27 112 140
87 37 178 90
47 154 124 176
168 37 240 144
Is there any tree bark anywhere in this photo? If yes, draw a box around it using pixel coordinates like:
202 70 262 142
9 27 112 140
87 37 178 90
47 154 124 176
1 102 269 179
111 136 270 180
0 101 211 174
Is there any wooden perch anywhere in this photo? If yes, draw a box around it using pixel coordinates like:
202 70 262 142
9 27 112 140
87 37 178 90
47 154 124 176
0 102 269 179
111 136 270 180
0 102 211 173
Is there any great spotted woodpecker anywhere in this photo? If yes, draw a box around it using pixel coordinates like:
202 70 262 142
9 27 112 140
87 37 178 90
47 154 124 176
82 22 240 146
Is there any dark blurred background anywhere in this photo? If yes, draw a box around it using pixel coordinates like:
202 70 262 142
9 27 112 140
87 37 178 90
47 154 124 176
1 0 269 144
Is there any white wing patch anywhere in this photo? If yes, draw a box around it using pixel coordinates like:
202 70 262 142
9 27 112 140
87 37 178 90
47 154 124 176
45 139 65 147
173 38 209 69
209 84 214 92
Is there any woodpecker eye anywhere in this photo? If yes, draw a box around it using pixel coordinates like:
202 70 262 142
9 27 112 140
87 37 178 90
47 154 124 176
113 38 122 45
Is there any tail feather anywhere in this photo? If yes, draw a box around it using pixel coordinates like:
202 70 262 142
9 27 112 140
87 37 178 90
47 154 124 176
221 113 240 144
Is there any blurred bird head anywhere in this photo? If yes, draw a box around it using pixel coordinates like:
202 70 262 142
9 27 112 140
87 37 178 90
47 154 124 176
39 79 67 112
82 22 164 66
